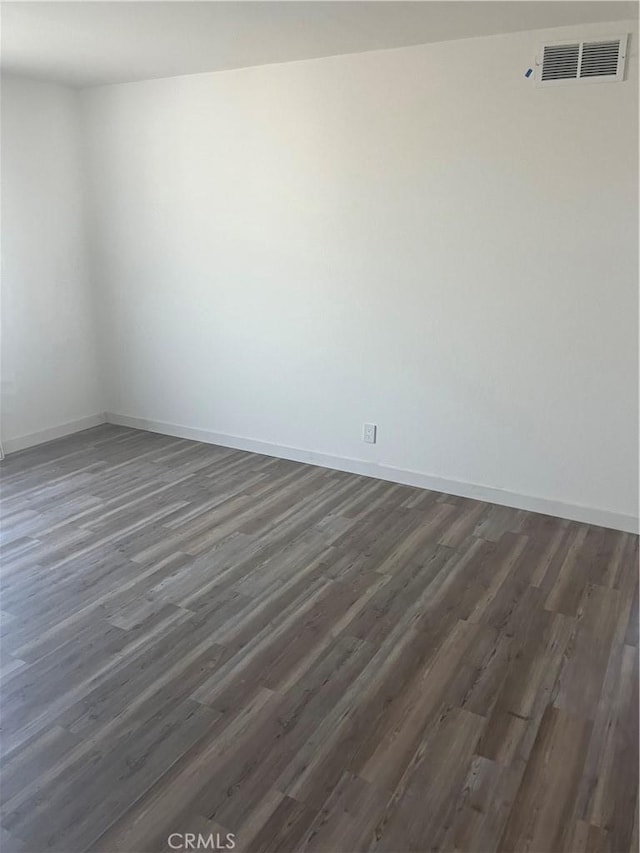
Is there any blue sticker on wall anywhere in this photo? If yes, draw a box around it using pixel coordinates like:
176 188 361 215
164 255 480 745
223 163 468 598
525 68 533 78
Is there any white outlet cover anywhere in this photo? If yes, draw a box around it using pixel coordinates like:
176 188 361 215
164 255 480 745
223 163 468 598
363 423 377 444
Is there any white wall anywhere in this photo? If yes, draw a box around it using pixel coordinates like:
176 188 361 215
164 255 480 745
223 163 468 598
1 75 103 451
81 20 638 530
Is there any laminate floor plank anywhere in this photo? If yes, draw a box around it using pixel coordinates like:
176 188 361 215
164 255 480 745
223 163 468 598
0 425 636 853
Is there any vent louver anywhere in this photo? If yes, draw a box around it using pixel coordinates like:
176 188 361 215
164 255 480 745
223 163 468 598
541 43 580 81
580 40 621 78
537 34 628 86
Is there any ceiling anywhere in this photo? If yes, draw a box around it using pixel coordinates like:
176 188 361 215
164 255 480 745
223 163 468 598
1 1 637 88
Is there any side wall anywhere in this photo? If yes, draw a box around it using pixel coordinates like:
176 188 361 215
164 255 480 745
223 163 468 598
79 21 637 530
1 75 103 452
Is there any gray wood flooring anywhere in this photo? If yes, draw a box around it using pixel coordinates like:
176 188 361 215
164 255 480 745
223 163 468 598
0 424 637 853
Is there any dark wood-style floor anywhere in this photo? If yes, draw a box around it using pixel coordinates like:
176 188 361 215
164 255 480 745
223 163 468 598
0 425 637 853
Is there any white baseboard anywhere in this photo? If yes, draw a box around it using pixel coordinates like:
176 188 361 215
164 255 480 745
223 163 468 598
2 413 107 454
105 412 639 535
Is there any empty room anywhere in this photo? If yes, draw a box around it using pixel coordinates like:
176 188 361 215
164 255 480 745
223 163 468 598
0 1 638 852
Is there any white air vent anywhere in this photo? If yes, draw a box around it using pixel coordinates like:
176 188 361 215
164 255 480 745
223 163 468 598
536 34 628 86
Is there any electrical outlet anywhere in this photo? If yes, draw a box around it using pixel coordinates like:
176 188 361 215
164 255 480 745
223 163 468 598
362 423 377 444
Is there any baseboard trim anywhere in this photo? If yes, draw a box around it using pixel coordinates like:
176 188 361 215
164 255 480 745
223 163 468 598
3 414 107 454
105 412 639 535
